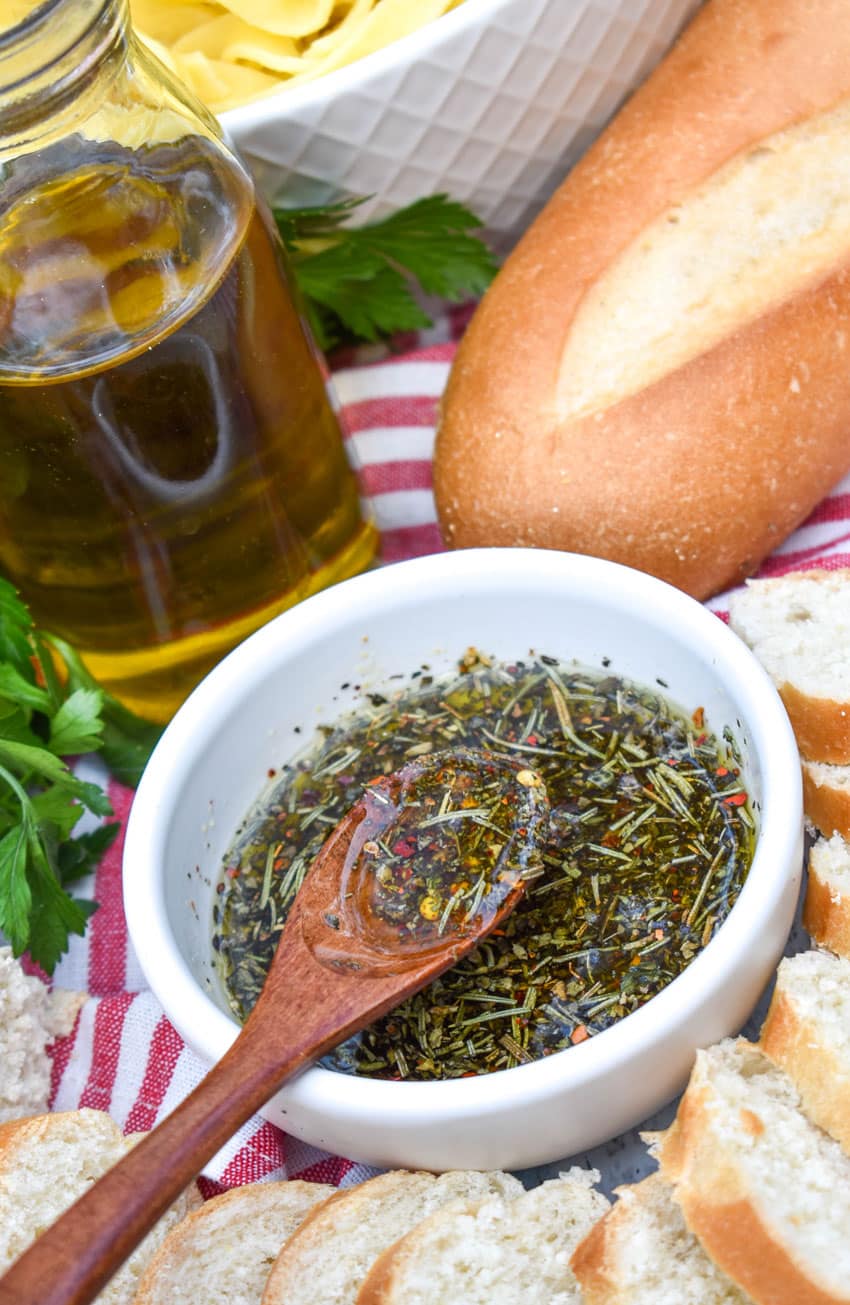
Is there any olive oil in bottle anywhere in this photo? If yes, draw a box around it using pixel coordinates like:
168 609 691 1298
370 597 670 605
0 4 377 721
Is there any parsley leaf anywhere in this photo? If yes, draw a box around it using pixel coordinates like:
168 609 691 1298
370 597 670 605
48 688 105 757
275 193 498 350
0 578 160 971
50 638 162 789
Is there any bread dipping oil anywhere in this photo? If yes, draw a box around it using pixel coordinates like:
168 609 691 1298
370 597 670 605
216 653 755 1081
0 0 377 721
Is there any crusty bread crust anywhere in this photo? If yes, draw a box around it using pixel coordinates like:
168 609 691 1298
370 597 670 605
760 987 850 1155
567 1202 621 1304
434 0 850 599
659 1047 850 1305
778 684 850 765
261 1172 428 1305
354 1246 396 1305
803 862 850 957
675 1196 843 1305
802 764 850 841
261 1170 521 1305
133 1178 336 1305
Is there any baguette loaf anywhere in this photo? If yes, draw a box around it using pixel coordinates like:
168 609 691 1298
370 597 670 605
658 1039 850 1305
570 1172 750 1305
357 1170 607 1304
434 0 850 600
133 1178 335 1305
760 949 850 1154
261 1168 522 1305
728 573 850 763
803 833 850 957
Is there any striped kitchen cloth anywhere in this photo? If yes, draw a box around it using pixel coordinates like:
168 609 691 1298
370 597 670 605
41 316 850 1193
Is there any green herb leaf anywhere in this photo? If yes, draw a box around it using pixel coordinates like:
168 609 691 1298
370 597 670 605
48 688 105 757
50 639 162 788
0 740 112 816
30 785 85 842
275 192 498 349
0 824 31 955
0 584 160 971
0 665 50 714
25 844 96 974
0 578 35 678
57 823 120 885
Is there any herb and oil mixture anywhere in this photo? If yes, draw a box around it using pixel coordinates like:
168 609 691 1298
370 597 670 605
215 653 755 1080
330 750 549 957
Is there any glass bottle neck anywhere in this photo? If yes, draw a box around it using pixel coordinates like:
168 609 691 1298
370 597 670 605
0 0 128 155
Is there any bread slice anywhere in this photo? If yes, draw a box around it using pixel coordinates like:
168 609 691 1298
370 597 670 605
0 1109 199 1303
260 1169 522 1305
0 946 83 1123
728 572 850 763
134 1178 336 1304
357 1168 607 1304
658 1039 850 1305
803 832 850 956
570 1171 750 1304
802 761 850 840
760 949 850 1155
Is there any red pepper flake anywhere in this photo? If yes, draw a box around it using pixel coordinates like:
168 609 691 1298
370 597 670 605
526 734 538 746
715 766 729 777
571 1025 590 1045
392 838 416 857
723 792 748 807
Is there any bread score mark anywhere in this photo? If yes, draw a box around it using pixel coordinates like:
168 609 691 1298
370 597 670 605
556 97 850 421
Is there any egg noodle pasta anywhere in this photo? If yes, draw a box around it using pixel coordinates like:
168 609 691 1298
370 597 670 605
132 0 466 115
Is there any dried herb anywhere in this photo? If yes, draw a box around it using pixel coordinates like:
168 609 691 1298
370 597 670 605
215 653 755 1080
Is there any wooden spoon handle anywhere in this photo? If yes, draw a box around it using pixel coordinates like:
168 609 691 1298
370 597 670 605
0 923 364 1305
0 1020 298 1305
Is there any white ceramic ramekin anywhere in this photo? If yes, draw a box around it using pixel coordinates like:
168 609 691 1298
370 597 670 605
124 550 803 1171
221 0 704 251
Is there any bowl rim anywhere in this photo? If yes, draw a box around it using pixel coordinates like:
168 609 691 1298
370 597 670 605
124 549 802 1122
219 0 524 132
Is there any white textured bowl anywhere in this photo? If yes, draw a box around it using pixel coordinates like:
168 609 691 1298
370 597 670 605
221 0 704 251
124 550 803 1171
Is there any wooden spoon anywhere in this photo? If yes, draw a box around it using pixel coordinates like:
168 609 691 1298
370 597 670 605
0 747 547 1305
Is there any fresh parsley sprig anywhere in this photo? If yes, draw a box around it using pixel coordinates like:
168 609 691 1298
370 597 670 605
275 194 498 350
0 579 161 972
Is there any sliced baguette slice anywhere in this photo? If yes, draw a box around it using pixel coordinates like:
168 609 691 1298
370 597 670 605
658 1039 850 1305
0 946 83 1124
133 1178 336 1304
804 832 850 956
261 1168 522 1305
802 761 850 841
760 949 850 1155
570 1171 750 1305
357 1168 607 1305
728 572 850 763
0 1109 199 1304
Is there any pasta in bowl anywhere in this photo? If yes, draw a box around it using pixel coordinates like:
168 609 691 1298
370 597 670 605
132 0 465 114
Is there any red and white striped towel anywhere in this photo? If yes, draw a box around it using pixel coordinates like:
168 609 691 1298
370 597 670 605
38 314 850 1196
